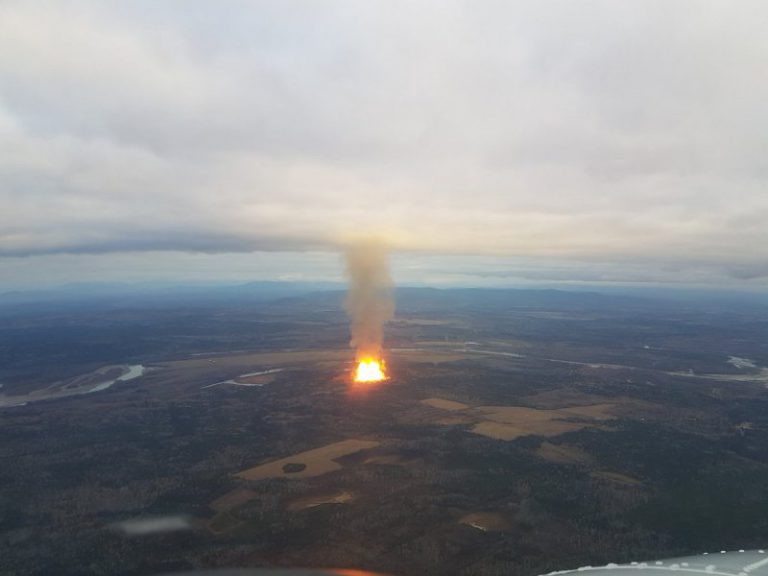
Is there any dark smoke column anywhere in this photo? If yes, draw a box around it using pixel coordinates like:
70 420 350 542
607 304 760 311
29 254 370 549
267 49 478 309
344 241 395 363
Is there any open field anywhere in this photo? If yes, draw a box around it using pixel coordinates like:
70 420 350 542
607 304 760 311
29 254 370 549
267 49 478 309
288 491 355 511
420 397 471 411
479 403 615 423
472 404 615 440
536 442 594 465
4 286 768 576
459 512 511 532
172 347 469 388
236 439 380 480
420 395 617 441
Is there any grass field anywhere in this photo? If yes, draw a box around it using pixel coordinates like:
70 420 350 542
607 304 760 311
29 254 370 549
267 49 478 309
288 491 355 511
420 398 471 411
236 439 380 480
472 404 615 440
420 395 618 441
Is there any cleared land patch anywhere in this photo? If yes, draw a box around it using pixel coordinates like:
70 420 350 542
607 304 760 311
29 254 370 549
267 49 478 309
421 396 617 441
472 404 615 441
477 403 614 424
236 439 380 481
421 398 470 411
459 512 510 532
288 491 355 511
536 442 594 465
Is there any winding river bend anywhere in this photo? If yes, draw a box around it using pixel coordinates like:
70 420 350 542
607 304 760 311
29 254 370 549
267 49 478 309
0 364 146 408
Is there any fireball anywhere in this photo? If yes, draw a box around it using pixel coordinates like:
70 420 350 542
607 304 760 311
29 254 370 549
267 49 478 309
354 358 386 383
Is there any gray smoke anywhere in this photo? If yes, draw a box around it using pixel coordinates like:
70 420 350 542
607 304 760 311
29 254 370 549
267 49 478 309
344 241 395 361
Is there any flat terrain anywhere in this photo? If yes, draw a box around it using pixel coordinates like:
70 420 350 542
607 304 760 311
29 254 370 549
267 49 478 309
419 397 618 441
420 397 471 411
288 491 355 511
210 489 258 513
0 364 145 407
2 286 768 576
235 439 380 480
459 512 511 532
536 442 594 465
471 403 615 440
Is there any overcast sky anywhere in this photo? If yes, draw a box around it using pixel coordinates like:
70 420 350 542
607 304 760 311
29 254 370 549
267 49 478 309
1 1 766 290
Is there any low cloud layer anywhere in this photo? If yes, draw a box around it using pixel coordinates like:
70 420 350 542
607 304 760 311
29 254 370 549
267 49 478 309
1 1 767 286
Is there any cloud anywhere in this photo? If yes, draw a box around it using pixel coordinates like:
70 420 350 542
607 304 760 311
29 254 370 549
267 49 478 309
1 0 767 286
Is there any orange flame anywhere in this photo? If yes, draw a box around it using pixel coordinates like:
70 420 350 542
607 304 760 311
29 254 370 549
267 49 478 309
354 358 386 383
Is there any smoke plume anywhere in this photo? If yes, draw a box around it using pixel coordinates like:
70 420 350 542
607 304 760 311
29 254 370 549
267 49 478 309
344 241 395 361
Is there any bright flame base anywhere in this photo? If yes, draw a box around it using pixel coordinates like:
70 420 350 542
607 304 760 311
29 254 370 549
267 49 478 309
354 358 386 383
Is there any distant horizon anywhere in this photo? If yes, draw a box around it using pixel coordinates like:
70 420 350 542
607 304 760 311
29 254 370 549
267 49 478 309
2 2 767 292
4 248 768 296
5 275 768 301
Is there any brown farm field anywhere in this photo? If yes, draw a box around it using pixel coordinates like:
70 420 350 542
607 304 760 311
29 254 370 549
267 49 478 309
536 442 594 465
287 491 355 511
472 404 615 440
420 397 471 411
459 512 511 532
420 395 618 441
236 439 380 481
